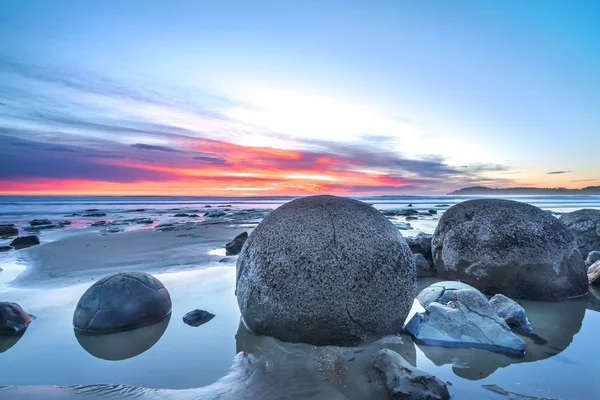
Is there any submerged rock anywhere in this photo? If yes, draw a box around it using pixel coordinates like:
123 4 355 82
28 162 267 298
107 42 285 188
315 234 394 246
28 219 52 226
373 349 450 400
0 224 18 236
83 212 106 217
0 246 12 252
489 294 534 334
588 261 600 285
237 195 416 346
0 302 36 335
586 251 600 267
183 309 215 327
225 232 248 256
414 253 435 278
432 199 587 300
10 235 40 249
173 213 189 217
406 281 526 355
24 224 59 231
560 209 600 259
73 272 172 334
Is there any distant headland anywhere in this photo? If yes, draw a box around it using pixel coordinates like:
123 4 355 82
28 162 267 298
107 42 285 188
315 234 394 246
449 186 600 195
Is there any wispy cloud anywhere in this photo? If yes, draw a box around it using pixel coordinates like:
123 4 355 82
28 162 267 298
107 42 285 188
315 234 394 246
547 170 571 175
132 143 181 152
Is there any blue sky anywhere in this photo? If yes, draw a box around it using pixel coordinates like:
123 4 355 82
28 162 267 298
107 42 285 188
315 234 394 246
1 0 599 194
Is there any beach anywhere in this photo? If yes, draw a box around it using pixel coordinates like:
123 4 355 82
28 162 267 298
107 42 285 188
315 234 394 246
1 195 600 399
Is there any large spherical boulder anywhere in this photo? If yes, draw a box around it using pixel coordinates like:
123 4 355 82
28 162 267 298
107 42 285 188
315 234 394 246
236 195 416 346
73 272 172 334
431 199 587 300
559 209 600 259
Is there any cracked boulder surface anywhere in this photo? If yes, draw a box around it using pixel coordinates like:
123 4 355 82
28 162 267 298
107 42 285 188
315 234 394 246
560 209 600 260
406 281 526 355
73 272 172 334
432 199 587 300
236 195 416 346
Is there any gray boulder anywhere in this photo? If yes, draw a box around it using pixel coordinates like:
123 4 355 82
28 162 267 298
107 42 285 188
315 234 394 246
489 294 534 334
414 253 435 278
73 272 172 334
586 250 600 267
236 195 416 346
406 281 526 355
373 349 450 400
10 236 40 249
0 224 18 236
588 261 600 285
560 209 600 259
225 232 248 256
404 232 433 264
432 199 587 300
0 302 36 335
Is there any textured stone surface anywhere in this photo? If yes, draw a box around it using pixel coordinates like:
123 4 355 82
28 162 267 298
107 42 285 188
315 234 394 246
225 232 248 256
373 349 450 400
588 261 600 285
560 209 600 259
432 199 587 300
585 250 600 267
406 281 526 355
414 253 434 277
0 302 36 336
183 309 215 327
236 195 416 346
10 236 40 250
73 272 172 334
405 232 433 265
489 294 534 334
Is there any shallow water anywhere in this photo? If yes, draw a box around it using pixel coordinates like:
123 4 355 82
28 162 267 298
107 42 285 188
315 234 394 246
1 195 600 399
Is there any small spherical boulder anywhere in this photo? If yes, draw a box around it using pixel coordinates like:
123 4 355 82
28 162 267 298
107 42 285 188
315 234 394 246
236 195 416 346
73 272 172 334
432 199 587 300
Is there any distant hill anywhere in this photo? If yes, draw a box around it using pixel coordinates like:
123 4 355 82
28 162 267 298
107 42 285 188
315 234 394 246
449 186 600 195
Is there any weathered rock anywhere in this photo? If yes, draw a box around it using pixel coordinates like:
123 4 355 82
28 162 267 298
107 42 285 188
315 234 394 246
432 199 587 300
237 195 416 346
406 281 526 355
173 213 189 217
428 210 438 215
586 251 600 267
560 209 600 259
29 219 52 226
225 232 248 256
73 272 172 334
414 254 435 278
588 261 600 285
9 236 40 249
183 309 215 327
0 224 18 236
83 212 106 217
0 302 36 335
373 349 450 400
489 294 534 334
0 246 12 252
404 232 433 265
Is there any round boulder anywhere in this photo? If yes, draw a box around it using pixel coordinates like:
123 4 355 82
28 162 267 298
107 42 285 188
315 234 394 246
73 272 172 334
236 195 416 346
432 199 587 300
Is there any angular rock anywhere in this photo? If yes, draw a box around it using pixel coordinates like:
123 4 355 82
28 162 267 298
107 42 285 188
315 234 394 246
489 294 534 334
432 199 587 300
406 281 526 355
414 253 435 278
10 236 40 249
588 261 600 285
404 232 433 265
586 251 600 267
225 232 248 256
0 302 36 336
73 272 172 334
0 224 18 236
183 309 215 327
29 219 52 226
237 195 416 346
560 209 600 260
373 349 450 400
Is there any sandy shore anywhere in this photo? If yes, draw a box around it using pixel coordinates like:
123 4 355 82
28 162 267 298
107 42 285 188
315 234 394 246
12 222 252 287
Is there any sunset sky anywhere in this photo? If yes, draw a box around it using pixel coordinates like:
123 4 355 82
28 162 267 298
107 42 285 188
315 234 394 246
1 1 599 195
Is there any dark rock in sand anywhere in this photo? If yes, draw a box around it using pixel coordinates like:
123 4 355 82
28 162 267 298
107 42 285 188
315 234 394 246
405 232 433 264
373 349 450 400
83 212 106 217
189 214 199 218
585 250 600 267
408 204 413 207
0 302 36 336
91 221 107 227
29 219 52 226
406 281 526 355
432 199 587 300
73 272 172 334
588 261 600 285
183 309 215 327
173 213 190 217
428 209 438 215
207 211 227 218
226 232 248 256
10 235 40 249
0 224 18 236
489 294 534 334
204 205 212 208
414 253 435 277
24 224 59 232
0 246 11 252
236 195 416 346
406 216 418 220
58 220 71 226
560 209 600 259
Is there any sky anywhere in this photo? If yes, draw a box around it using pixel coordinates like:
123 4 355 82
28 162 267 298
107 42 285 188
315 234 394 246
0 0 599 195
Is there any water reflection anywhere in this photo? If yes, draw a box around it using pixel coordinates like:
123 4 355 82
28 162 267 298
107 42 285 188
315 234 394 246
412 296 587 380
75 313 171 361
0 334 24 354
